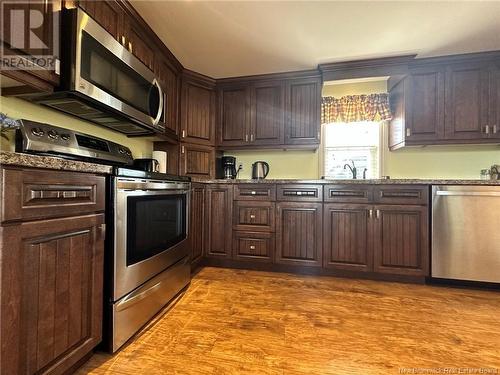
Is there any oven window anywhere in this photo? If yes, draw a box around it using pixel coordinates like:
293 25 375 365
127 194 186 266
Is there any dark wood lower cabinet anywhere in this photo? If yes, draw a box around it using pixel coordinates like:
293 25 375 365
189 183 205 267
0 214 104 374
205 185 233 258
373 205 429 276
275 202 322 267
323 204 372 272
233 231 274 262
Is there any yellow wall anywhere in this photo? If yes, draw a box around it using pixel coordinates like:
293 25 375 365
0 96 153 158
226 150 319 179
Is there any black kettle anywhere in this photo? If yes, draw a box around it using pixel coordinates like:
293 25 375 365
251 161 270 179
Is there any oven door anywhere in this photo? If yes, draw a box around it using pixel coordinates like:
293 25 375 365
72 8 164 132
114 186 189 301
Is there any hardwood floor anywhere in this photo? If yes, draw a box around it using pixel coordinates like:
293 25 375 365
78 267 500 375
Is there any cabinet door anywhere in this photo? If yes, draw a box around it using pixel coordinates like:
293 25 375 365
218 86 251 146
250 81 285 145
181 80 216 145
179 143 215 179
275 202 322 266
406 68 445 142
323 204 372 272
1 0 61 87
489 66 500 139
445 63 490 140
157 58 180 137
285 78 321 145
373 205 429 276
0 214 104 374
189 183 205 266
205 185 233 258
79 0 123 41
124 18 155 70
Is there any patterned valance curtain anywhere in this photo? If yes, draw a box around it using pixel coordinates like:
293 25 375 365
321 93 392 124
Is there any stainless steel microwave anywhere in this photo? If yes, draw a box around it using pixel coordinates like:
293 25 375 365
26 8 164 135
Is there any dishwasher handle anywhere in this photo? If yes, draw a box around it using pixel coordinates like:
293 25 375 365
435 190 500 197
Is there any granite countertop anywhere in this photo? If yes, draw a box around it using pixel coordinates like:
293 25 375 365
0 151 113 174
194 178 500 186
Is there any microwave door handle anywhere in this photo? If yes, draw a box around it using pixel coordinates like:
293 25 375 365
152 78 164 126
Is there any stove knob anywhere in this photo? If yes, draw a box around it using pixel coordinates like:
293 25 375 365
60 134 70 141
47 130 59 140
31 127 44 137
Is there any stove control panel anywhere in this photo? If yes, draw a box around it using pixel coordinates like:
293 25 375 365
16 119 134 165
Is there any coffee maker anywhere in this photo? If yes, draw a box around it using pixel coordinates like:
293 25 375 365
216 156 237 179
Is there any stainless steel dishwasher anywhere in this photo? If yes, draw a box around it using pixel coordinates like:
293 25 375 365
432 185 500 283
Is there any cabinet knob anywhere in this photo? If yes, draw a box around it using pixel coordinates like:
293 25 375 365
250 214 255 219
249 245 255 250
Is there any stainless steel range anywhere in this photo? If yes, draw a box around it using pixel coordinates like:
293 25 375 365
15 120 191 352
108 168 190 352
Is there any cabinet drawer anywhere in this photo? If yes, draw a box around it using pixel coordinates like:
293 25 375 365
374 185 429 205
234 184 276 201
277 184 323 202
233 201 275 232
324 185 373 203
232 231 274 262
1 167 105 223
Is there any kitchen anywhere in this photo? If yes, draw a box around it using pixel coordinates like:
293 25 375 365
1 1 500 374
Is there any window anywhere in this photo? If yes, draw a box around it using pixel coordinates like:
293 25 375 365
323 121 381 179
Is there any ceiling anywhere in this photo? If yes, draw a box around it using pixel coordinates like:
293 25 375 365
131 1 500 79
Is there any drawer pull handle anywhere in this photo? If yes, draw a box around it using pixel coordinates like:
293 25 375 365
381 191 420 198
241 190 268 196
330 191 365 197
30 187 92 200
283 191 316 197
250 214 256 219
249 245 256 250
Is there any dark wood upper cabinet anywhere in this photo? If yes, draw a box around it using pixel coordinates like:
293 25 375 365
275 202 322 267
389 53 500 149
123 18 155 70
205 185 233 258
156 58 180 137
79 0 124 41
0 0 61 91
179 142 215 179
285 77 321 145
180 72 216 146
407 67 445 142
373 205 429 277
217 85 251 146
444 62 490 141
250 81 285 145
488 65 500 139
323 203 372 272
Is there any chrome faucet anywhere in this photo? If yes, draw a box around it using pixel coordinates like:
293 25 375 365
343 160 357 179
